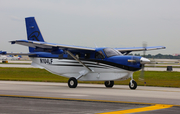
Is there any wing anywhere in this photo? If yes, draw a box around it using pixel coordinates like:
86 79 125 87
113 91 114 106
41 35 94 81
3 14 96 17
10 40 95 53
10 40 165 55
115 46 166 54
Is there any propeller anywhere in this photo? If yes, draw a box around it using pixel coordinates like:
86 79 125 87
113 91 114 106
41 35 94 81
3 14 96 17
139 42 147 81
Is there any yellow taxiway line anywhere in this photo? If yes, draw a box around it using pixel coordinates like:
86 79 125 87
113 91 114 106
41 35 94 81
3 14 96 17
98 104 173 114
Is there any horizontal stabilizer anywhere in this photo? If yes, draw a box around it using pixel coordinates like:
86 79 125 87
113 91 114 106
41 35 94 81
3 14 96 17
5 53 36 55
0 51 36 56
0 51 7 54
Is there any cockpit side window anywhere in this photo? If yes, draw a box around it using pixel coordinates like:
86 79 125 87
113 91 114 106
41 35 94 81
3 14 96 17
104 48 122 57
95 51 105 59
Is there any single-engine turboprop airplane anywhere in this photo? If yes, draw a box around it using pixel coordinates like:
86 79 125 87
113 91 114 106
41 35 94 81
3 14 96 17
0 17 166 89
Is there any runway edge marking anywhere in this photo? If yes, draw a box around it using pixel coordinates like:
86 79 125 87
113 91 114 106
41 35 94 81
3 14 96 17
98 104 173 114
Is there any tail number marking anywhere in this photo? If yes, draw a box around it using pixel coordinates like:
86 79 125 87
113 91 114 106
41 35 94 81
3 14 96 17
40 59 53 64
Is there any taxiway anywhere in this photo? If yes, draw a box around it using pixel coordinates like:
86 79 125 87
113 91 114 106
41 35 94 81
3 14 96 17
0 81 180 105
0 81 180 113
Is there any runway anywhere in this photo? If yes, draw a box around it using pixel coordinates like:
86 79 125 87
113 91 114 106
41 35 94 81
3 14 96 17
0 81 179 113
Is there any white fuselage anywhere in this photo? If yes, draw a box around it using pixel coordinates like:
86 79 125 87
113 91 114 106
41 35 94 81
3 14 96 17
30 57 133 81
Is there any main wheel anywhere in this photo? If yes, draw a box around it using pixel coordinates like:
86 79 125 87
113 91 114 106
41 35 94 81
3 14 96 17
129 80 137 90
104 81 114 88
68 77 78 88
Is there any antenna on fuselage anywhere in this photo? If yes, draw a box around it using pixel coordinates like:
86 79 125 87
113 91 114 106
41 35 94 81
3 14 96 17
94 43 98 48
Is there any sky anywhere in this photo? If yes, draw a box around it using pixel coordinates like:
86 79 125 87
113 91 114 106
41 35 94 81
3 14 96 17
0 0 180 55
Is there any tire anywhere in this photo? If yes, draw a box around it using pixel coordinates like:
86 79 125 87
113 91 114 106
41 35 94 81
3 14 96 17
104 81 114 88
68 77 78 88
129 80 137 90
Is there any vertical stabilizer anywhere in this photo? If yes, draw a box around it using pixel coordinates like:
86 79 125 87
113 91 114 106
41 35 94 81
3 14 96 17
25 17 44 52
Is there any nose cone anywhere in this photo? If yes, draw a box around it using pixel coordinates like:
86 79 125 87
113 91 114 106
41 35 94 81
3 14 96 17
140 57 150 64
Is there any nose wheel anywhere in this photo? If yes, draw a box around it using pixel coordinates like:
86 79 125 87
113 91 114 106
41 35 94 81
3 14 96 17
129 80 137 90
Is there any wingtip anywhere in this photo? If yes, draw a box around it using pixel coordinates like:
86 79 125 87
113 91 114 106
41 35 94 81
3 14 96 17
9 41 16 44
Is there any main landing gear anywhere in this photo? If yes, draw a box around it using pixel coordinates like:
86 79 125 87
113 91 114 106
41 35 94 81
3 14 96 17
104 81 114 88
129 80 137 90
67 78 137 90
68 77 78 88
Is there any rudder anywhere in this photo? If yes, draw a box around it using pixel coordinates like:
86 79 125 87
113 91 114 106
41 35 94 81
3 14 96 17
25 17 45 52
26 17 44 42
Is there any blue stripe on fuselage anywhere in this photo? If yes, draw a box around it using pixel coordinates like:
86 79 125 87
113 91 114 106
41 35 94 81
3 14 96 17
29 52 141 71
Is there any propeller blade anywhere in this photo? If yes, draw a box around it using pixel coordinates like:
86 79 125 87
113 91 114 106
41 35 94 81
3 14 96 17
139 42 147 81
139 64 144 81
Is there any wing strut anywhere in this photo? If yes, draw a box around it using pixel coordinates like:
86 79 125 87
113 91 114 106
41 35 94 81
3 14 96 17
66 50 93 72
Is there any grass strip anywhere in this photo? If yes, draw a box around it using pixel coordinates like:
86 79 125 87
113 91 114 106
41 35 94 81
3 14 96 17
0 67 180 87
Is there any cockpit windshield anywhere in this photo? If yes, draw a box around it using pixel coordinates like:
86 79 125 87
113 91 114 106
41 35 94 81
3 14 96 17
103 48 122 57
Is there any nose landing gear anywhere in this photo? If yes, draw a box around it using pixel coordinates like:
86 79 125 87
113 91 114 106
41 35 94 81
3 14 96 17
129 80 137 89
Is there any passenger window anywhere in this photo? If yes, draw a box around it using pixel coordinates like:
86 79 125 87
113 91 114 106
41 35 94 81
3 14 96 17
76 54 80 59
85 53 90 59
95 51 105 59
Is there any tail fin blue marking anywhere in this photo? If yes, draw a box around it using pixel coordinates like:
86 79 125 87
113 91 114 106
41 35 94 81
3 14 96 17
25 17 45 52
